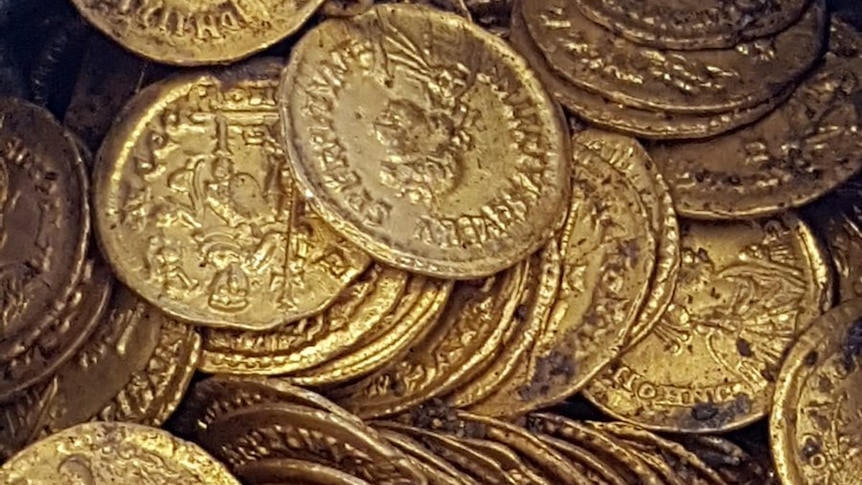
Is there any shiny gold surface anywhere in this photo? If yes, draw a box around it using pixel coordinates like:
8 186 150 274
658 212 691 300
586 215 832 432
94 58 369 331
771 298 862 485
0 422 241 484
281 3 570 278
69 0 327 65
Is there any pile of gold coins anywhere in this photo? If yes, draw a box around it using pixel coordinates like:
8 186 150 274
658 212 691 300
0 0 860 483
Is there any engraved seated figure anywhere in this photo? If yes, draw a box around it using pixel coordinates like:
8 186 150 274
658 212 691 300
373 99 464 207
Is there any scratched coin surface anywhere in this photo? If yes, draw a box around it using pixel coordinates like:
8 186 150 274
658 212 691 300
0 422 241 484
281 3 569 279
586 215 832 433
507 2 792 141
199 265 407 375
330 260 529 419
771 298 862 485
468 132 656 417
524 0 825 115
94 58 370 330
0 98 90 381
649 20 862 220
69 0 327 65
573 0 813 50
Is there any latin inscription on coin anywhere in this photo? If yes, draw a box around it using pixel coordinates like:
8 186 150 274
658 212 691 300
69 0 327 65
282 3 569 278
94 59 369 330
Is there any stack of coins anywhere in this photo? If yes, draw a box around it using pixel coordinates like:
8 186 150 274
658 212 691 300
0 0 860 484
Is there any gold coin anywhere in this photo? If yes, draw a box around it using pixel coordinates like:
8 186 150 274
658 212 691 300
199 403 428 485
446 240 561 408
288 275 453 386
572 0 812 50
0 422 240 484
676 435 778 485
525 413 664 485
536 434 631 485
377 429 475 485
0 381 55 461
771 298 862 485
585 215 832 433
649 20 862 220
467 131 657 417
0 98 90 397
524 0 825 115
805 185 862 303
281 3 570 279
454 436 555 485
330 260 530 419
94 58 370 331
69 0 326 66
171 375 363 440
236 459 371 485
507 1 792 140
199 265 408 374
590 421 727 485
1 258 111 402
573 130 680 347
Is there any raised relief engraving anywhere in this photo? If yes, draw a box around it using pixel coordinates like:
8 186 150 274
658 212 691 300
57 455 96 485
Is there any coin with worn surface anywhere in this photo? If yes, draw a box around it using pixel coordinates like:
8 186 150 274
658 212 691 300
573 0 813 50
1 258 111 402
525 0 825 115
199 265 407 374
237 459 372 485
771 298 862 485
810 211 862 303
507 2 792 141
649 20 862 220
526 413 664 485
586 215 832 433
281 3 569 279
468 132 657 417
94 58 369 331
447 241 561 408
331 261 529 419
0 381 55 461
200 403 428 485
289 275 452 386
573 130 680 348
0 422 240 484
69 0 325 65
0 97 89 376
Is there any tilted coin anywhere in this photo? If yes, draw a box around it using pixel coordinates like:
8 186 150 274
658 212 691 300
572 130 680 348
0 97 90 396
236 458 372 485
170 375 364 441
94 58 370 331
573 0 813 50
281 3 570 279
649 20 862 220
446 240 561 409
453 436 554 485
677 435 778 485
0 381 54 461
377 428 477 485
524 0 826 115
591 421 728 485
0 422 240 484
199 265 408 375
1 257 111 402
507 1 793 140
330 260 529 419
525 413 664 485
199 403 428 485
467 131 657 417
69 0 326 65
771 298 862 485
288 275 453 387
586 215 832 433
38 286 199 436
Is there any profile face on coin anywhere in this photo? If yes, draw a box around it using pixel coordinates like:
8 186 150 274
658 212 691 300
94 59 369 330
281 3 570 279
